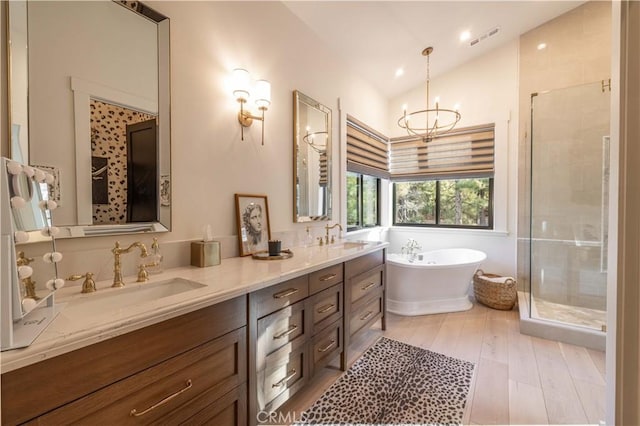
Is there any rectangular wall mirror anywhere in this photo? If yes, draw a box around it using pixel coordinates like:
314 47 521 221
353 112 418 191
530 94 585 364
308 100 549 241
6 0 171 238
293 90 332 222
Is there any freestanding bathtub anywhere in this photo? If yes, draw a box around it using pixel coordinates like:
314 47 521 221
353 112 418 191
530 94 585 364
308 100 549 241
386 248 487 316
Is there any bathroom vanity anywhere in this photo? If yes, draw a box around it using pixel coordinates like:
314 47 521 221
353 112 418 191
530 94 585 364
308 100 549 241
0 242 387 425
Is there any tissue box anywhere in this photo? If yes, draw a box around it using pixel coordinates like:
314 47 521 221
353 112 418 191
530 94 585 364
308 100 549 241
191 241 221 267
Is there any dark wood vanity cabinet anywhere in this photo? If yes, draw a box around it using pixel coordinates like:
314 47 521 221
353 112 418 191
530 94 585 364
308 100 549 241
248 262 346 422
2 248 385 426
1 296 247 426
344 249 387 367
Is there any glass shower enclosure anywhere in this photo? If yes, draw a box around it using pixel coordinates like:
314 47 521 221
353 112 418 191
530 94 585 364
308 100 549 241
523 80 610 332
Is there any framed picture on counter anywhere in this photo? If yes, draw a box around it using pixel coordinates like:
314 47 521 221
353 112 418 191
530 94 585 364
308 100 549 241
235 193 271 256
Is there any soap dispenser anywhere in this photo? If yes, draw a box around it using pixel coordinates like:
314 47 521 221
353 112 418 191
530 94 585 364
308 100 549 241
146 238 164 274
305 226 314 247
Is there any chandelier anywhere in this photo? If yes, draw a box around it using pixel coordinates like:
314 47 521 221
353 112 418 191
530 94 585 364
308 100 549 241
397 47 461 142
302 128 328 154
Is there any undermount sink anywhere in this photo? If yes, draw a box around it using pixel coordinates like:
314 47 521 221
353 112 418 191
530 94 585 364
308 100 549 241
61 277 207 316
329 241 369 250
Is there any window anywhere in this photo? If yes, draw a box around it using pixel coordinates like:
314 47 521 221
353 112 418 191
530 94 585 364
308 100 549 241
346 115 387 232
394 177 492 228
390 123 495 229
347 171 380 231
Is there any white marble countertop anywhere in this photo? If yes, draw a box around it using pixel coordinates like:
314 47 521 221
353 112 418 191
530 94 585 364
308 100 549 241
1 240 387 373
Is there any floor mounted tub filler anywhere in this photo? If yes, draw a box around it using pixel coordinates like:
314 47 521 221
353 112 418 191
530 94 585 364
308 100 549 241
387 248 487 315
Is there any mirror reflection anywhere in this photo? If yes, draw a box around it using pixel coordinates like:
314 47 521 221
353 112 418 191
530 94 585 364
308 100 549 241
293 91 332 222
10 170 49 232
6 0 171 237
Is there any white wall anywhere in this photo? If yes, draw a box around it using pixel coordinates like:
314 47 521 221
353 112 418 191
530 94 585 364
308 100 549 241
44 1 389 281
154 1 387 238
385 40 519 276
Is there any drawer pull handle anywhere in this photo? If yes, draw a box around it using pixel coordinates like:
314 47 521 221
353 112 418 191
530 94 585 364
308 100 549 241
272 369 297 388
273 324 298 339
130 379 192 417
319 273 337 282
318 339 337 353
360 311 374 321
317 303 335 314
273 288 299 299
361 281 377 291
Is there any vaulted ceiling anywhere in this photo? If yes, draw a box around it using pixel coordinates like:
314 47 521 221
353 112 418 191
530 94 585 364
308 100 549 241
283 1 585 99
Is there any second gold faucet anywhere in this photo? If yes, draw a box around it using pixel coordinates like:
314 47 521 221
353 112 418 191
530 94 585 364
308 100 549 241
112 241 149 287
324 223 343 245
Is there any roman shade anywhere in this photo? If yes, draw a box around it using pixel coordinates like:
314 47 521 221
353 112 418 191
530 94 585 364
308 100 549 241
346 115 390 179
389 123 495 180
319 151 328 187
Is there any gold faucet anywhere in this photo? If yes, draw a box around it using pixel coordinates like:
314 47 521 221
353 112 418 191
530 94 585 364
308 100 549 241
112 241 148 287
137 259 159 283
67 272 97 293
324 223 343 244
16 251 39 300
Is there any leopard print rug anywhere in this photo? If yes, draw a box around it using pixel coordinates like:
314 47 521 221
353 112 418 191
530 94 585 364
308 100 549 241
298 337 475 425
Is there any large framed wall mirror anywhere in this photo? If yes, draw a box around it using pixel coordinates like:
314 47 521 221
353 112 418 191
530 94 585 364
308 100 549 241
6 0 171 238
293 90 332 222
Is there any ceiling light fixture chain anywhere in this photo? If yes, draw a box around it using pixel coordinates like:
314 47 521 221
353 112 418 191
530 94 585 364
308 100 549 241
397 46 461 143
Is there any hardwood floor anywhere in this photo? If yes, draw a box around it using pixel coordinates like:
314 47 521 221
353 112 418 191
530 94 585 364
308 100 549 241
274 303 606 425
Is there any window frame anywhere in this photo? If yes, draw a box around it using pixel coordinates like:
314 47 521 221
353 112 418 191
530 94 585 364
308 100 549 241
392 177 494 229
347 171 381 232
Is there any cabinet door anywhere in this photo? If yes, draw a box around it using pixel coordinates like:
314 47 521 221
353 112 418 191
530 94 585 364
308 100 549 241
32 328 246 425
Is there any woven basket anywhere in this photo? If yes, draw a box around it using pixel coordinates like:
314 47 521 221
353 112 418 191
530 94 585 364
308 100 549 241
473 269 517 310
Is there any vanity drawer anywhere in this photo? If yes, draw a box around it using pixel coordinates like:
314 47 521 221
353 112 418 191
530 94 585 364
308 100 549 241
349 293 383 339
32 327 247 425
252 275 309 319
309 263 343 295
345 250 384 279
257 301 307 361
350 265 384 304
181 383 247 426
257 347 308 411
309 282 343 335
311 318 342 373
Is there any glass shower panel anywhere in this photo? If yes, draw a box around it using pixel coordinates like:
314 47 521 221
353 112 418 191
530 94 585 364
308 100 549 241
529 81 609 331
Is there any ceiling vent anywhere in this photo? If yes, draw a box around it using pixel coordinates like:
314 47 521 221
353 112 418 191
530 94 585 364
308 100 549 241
469 26 500 47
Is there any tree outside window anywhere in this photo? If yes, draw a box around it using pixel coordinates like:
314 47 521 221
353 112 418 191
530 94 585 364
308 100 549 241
394 178 492 228
347 171 380 231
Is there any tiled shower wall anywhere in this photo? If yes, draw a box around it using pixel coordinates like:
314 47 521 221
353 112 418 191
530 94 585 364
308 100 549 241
517 1 612 308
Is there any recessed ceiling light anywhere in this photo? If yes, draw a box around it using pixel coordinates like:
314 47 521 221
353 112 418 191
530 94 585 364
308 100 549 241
460 31 471 42
395 68 404 78
537 42 547 50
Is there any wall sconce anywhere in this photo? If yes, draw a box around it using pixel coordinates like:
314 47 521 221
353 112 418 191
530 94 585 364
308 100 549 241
232 68 271 145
